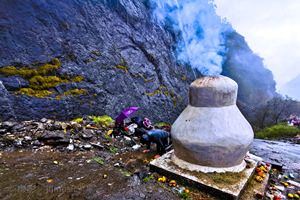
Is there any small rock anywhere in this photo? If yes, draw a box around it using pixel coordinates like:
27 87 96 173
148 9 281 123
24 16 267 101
53 122 62 130
2 121 15 129
83 144 92 149
12 124 24 130
61 122 70 130
91 142 104 149
67 144 74 151
89 121 97 126
46 119 54 124
81 134 93 139
0 129 7 134
14 139 22 147
24 136 32 141
140 193 145 198
114 163 120 167
71 122 81 130
40 118 48 123
33 140 41 146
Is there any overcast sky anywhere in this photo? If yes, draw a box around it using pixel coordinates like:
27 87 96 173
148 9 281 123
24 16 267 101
214 0 300 100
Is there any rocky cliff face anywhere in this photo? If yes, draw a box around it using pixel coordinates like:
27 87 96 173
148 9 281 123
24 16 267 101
0 0 277 123
0 0 195 122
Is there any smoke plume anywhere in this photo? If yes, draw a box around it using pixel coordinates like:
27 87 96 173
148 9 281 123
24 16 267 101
151 0 232 76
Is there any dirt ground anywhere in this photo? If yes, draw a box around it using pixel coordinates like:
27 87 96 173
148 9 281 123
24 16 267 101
0 149 181 200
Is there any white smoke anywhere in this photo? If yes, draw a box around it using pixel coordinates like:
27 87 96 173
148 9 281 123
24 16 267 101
151 0 232 76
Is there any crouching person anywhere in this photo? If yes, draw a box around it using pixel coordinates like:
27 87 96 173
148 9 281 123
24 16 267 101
140 129 171 156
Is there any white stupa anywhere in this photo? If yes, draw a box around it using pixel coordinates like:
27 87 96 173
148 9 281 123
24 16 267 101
171 75 254 173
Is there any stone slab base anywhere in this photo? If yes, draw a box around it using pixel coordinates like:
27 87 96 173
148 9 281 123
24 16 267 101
150 150 259 200
171 153 246 173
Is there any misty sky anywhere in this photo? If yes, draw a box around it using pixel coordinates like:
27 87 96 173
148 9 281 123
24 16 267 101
214 0 300 100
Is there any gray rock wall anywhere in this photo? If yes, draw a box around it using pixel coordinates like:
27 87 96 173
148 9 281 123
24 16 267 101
0 0 194 122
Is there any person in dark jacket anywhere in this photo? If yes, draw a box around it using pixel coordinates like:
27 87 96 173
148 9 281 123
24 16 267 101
140 129 171 155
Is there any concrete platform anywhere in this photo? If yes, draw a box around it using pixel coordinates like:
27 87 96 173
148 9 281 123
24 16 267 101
150 150 258 200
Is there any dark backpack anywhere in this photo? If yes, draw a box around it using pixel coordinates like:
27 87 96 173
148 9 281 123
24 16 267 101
131 117 144 127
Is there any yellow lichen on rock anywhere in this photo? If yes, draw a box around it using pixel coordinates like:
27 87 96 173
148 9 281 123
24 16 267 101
55 89 89 100
92 51 99 55
15 88 56 98
116 65 128 72
0 58 61 78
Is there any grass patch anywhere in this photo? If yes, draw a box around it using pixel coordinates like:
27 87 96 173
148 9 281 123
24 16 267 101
105 135 112 140
119 169 132 176
143 177 150 183
255 124 299 139
89 158 103 165
109 148 118 153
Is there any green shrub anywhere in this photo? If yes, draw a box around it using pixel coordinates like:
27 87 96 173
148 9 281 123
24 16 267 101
74 118 83 122
154 122 168 126
89 115 113 126
255 124 299 139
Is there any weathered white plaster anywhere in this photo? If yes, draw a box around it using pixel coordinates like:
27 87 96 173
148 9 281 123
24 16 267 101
171 152 246 173
171 75 254 168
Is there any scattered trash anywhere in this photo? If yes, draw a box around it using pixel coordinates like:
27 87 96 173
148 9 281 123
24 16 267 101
276 186 285 191
280 182 289 186
123 136 131 141
289 173 295 179
287 180 300 187
103 174 107 179
256 176 263 182
132 144 141 150
256 192 264 198
46 179 53 183
274 194 281 200
288 193 294 198
107 130 113 135
158 176 166 183
169 180 176 187
184 189 190 194
53 161 58 165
